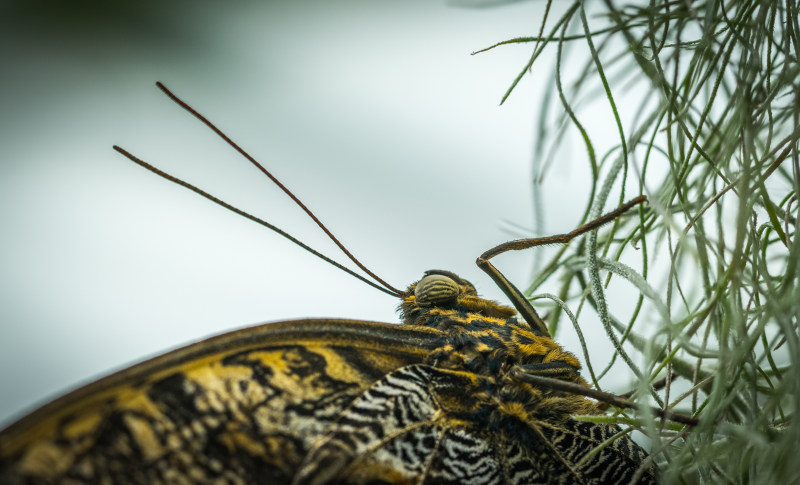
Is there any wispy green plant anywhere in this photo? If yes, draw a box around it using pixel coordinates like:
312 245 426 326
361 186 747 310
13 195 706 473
477 0 799 483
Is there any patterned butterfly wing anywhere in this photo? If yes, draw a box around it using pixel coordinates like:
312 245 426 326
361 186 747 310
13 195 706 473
296 365 652 485
0 319 446 484
0 274 657 484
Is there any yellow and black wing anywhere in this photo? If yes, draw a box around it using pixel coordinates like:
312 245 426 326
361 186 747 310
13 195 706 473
0 319 446 484
296 364 653 485
1 286 657 485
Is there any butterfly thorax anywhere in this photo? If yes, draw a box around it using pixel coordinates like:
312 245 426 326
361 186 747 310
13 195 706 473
400 270 600 422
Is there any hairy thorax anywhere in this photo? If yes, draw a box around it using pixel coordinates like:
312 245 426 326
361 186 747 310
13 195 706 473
400 270 600 421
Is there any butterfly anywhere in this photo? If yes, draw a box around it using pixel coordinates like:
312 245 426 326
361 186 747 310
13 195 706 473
0 83 670 484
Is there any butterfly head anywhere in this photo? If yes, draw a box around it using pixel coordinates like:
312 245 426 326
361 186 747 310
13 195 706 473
412 270 474 306
400 270 517 326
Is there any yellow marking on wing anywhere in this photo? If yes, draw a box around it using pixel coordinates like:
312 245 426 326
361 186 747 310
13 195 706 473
349 464 416 485
15 441 74 480
123 414 164 461
226 432 267 457
60 412 102 440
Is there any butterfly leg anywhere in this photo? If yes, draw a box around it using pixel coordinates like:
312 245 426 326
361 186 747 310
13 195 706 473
512 370 700 426
596 372 677 411
516 362 580 380
475 196 647 337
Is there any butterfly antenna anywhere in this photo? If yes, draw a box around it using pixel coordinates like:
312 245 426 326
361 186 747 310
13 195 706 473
113 82 404 297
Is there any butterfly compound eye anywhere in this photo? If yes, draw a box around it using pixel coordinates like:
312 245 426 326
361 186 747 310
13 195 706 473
415 273 460 307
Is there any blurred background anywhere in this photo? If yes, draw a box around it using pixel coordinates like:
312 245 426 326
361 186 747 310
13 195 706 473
0 0 623 425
